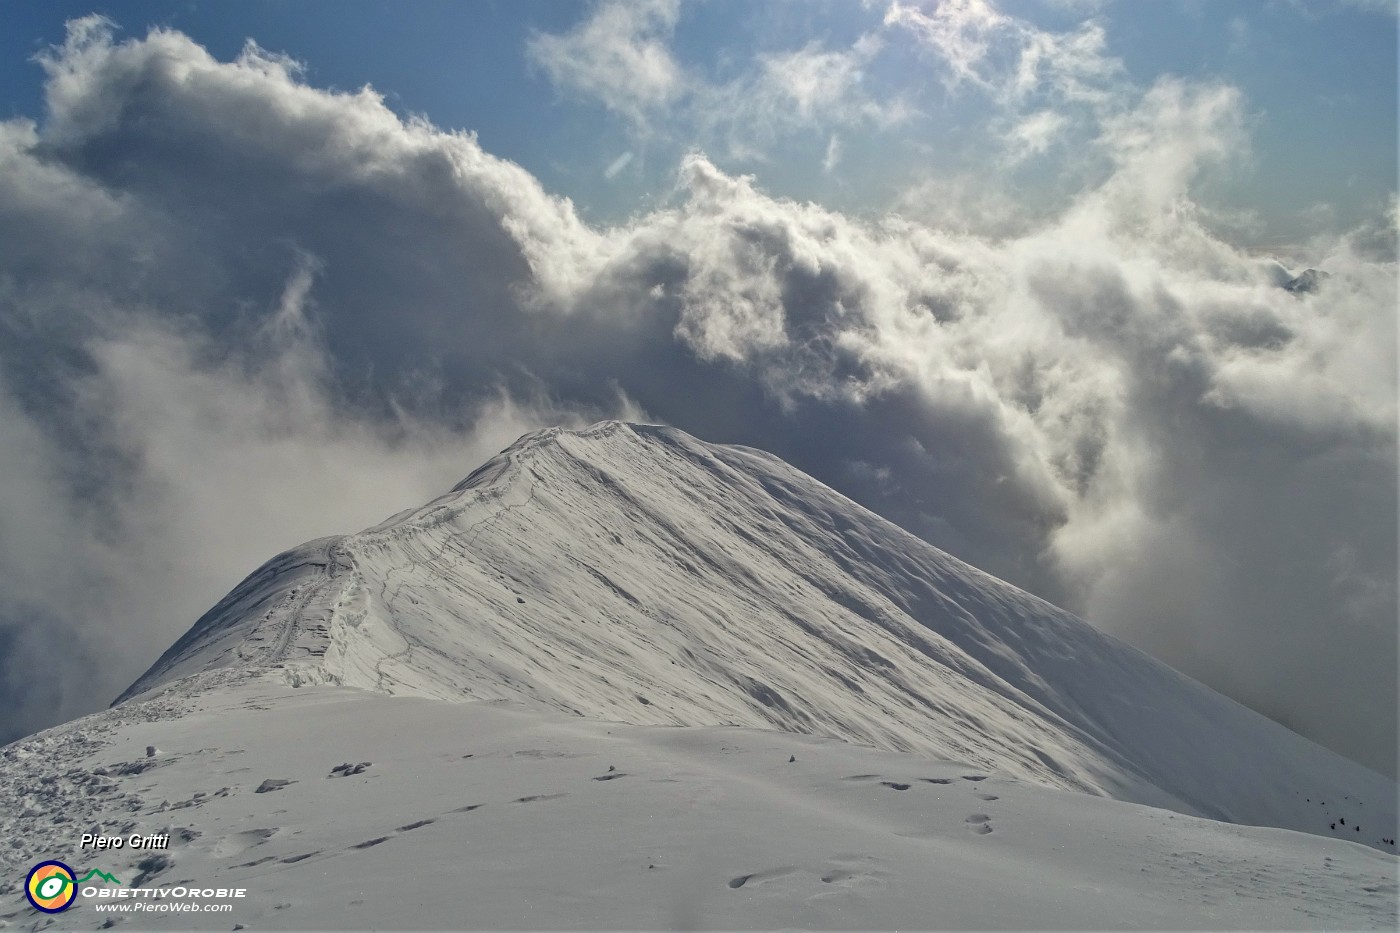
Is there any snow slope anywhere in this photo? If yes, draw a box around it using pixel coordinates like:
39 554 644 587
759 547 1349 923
113 422 1396 853
0 678 1395 930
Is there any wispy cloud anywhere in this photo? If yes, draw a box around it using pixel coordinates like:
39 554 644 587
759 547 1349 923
1004 109 1069 162
884 0 1013 90
885 0 1125 109
604 150 634 179
752 36 897 125
1276 0 1398 17
822 134 843 174
882 0 1127 177
526 0 683 125
528 3 908 162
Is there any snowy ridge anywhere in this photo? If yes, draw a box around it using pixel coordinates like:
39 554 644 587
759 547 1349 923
115 421 1396 851
112 537 351 705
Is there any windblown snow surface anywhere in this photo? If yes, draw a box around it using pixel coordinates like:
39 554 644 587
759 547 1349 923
1 421 1395 930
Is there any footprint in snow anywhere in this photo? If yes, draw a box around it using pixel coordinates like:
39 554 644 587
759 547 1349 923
730 860 885 890
965 814 993 835
235 856 278 868
130 855 171 886
820 853 891 886
920 778 954 785
352 836 389 849
728 867 798 889
961 775 988 782
212 827 277 858
976 793 999 801
255 778 296 793
840 773 919 789
513 793 567 804
821 870 857 883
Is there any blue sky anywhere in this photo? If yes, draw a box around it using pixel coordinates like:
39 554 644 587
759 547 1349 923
2 0 1394 240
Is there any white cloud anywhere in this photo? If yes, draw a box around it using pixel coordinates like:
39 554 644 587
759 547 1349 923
883 0 1125 107
526 0 683 124
881 0 1121 102
528 5 907 164
1076 78 1247 240
694 35 912 162
1004 109 1069 162
883 0 1128 179
884 0 1012 89
2 19 1394 781
756 38 889 124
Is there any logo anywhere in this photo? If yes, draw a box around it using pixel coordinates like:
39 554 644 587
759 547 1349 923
26 861 77 913
24 862 123 913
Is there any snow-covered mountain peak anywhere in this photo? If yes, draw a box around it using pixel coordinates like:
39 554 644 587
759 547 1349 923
112 422 1396 852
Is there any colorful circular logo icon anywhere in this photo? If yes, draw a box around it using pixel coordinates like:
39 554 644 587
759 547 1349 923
26 861 78 913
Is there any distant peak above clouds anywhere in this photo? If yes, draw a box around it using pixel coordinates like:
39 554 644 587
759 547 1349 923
1283 268 1331 294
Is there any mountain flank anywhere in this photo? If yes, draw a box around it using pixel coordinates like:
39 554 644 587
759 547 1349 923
115 422 1396 851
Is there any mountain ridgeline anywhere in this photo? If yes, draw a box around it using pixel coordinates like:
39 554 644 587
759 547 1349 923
115 422 1395 850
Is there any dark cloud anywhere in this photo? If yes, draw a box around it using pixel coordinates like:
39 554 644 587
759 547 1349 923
0 19 1393 777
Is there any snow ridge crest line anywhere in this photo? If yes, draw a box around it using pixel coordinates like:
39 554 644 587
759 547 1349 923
119 421 612 704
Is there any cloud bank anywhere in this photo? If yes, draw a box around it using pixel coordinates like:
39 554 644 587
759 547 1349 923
1 16 1394 777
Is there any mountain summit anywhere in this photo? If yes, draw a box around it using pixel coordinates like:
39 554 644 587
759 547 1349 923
115 422 1393 848
4 422 1394 930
